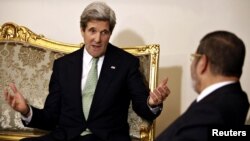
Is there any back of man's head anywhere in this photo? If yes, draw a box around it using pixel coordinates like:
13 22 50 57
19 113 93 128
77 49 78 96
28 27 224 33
197 31 245 78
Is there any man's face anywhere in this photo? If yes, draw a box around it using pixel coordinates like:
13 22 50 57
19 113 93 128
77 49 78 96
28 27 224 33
81 20 111 57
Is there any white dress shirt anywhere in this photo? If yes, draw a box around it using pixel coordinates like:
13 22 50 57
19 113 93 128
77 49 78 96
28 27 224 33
81 48 104 92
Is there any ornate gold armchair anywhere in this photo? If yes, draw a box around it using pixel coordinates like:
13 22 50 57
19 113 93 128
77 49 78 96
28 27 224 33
0 22 159 141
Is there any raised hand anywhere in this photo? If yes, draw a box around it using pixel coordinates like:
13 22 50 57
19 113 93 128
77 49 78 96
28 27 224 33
148 77 170 107
3 83 30 116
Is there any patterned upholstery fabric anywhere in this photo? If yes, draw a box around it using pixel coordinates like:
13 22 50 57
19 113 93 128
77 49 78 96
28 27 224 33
0 43 63 133
0 42 152 140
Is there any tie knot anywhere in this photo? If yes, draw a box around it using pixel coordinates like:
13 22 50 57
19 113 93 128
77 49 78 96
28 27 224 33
92 57 99 65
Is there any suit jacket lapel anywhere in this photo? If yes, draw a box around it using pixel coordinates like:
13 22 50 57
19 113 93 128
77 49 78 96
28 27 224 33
68 47 84 91
89 44 118 118
66 47 86 122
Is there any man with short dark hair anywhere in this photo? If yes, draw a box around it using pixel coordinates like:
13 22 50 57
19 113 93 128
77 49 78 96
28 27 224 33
156 31 249 141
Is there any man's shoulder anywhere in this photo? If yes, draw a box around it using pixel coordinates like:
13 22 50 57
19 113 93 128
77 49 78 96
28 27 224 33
55 48 82 63
107 43 138 60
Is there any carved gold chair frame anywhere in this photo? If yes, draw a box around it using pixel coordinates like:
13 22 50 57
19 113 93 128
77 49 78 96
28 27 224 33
0 22 159 141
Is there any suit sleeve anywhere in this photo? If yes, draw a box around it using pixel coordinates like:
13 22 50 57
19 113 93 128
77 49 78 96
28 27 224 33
23 60 61 131
127 57 161 121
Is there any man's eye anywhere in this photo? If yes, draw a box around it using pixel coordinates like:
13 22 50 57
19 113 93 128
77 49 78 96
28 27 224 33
101 31 110 35
89 29 96 33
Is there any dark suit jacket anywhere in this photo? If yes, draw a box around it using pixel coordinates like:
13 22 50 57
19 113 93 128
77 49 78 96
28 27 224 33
156 82 249 141
24 44 160 141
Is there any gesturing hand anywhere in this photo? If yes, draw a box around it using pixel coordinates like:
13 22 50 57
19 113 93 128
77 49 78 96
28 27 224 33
3 83 30 116
148 78 170 107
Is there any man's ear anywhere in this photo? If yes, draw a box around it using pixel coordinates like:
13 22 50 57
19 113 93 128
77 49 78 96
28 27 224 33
197 55 208 74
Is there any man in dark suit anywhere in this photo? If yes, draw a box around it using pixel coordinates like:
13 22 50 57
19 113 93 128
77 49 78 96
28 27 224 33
156 31 249 141
3 1 170 141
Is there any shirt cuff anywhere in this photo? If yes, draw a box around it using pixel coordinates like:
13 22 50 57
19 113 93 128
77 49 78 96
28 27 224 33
21 105 33 125
147 97 162 114
148 105 162 114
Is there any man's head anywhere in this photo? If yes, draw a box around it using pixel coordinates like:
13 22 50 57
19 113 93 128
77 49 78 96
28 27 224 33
191 31 246 93
80 1 116 57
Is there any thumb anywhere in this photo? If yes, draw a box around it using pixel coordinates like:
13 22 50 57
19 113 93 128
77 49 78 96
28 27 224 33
159 77 168 86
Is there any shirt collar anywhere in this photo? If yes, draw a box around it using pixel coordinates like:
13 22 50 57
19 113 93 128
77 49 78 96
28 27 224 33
83 47 105 67
83 48 105 62
196 81 236 102
83 48 93 65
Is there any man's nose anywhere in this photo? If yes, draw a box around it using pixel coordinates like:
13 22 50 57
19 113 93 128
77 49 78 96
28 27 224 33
94 33 101 42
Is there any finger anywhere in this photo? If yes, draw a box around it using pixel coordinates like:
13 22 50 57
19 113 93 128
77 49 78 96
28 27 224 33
153 88 162 99
151 89 164 104
9 83 17 94
149 92 158 103
6 89 12 102
156 86 167 97
157 86 170 102
8 94 14 106
11 98 16 108
159 77 168 87
4 88 9 101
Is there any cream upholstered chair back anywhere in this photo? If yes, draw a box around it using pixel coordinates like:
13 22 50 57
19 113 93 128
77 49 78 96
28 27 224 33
0 22 159 141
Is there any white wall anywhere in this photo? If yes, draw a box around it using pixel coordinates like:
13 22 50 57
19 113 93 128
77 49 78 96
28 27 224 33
1 0 250 137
